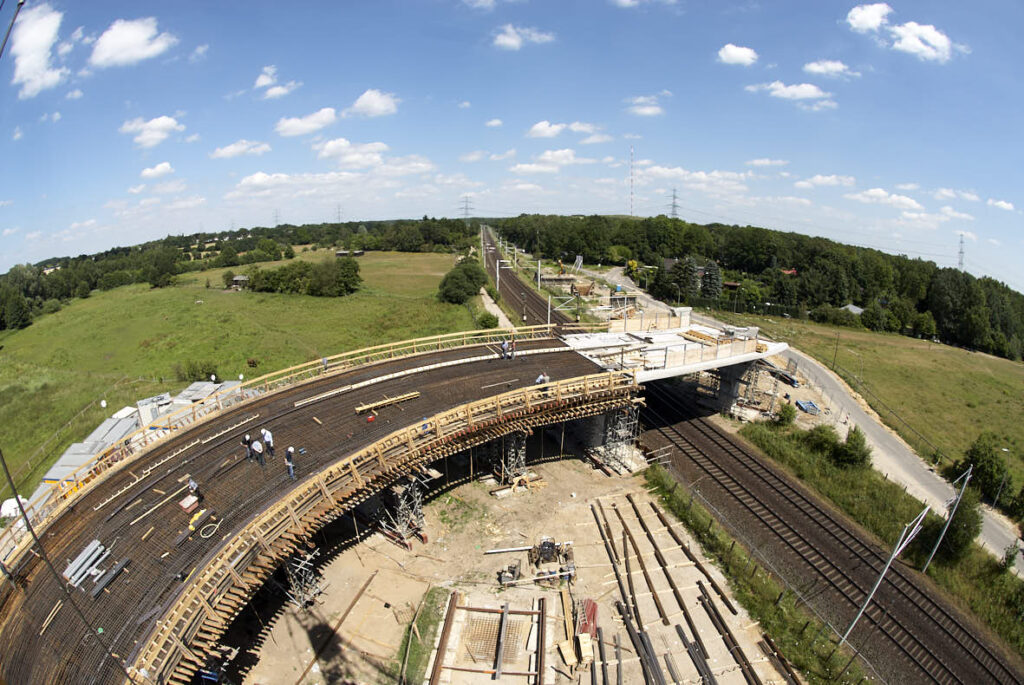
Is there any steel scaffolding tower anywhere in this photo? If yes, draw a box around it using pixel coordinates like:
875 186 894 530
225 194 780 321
492 432 527 484
284 548 323 609
379 476 426 546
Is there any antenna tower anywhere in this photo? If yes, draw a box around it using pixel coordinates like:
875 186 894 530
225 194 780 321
958 233 965 270
336 204 342 223
460 195 474 223
669 188 680 219
629 146 635 217
273 209 280 227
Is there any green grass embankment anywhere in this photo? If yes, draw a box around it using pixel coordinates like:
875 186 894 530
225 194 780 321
717 314 1024 478
0 252 471 496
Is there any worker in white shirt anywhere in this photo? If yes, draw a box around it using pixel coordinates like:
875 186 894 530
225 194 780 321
261 427 275 458
251 439 265 467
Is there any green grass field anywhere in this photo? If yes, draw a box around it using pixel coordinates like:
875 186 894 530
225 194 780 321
715 312 1024 476
0 251 470 496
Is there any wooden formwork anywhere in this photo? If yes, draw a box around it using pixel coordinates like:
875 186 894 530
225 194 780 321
129 371 638 684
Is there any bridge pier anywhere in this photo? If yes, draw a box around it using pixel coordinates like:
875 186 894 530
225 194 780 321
697 361 752 413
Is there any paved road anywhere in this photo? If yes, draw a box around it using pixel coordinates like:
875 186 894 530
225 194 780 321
579 265 1024 570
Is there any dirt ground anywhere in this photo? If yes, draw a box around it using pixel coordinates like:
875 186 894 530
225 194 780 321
239 449 786 685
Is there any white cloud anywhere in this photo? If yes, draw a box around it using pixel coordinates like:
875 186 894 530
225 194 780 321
846 3 892 33
527 120 566 138
275 107 337 136
794 174 855 189
940 206 973 221
140 161 174 178
485 118 503 127
890 22 955 62
119 115 185 148
374 155 435 177
254 65 277 88
10 4 70 99
934 188 979 202
66 88 83 100
264 81 302 99
459 150 487 162
537 149 594 165
641 166 750 196
510 183 543 192
25 231 43 241
803 60 860 78
493 25 555 51
895 183 919 191
185 133 200 143
717 43 758 66
127 184 146 194
987 238 1001 246
316 138 389 169
746 81 830 100
40 111 61 123
988 198 1015 211
2 228 18 237
12 127 22 141
510 163 560 174
463 0 496 8
489 149 516 160
166 196 206 211
189 44 209 63
211 139 272 159
343 89 400 117
845 187 922 210
626 94 666 116
458 101 471 109
139 198 160 207
89 17 178 68
746 158 788 167
0 200 12 207
568 121 598 134
581 133 613 144
954 230 977 242
69 219 96 230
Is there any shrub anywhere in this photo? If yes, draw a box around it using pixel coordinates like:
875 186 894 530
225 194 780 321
173 359 218 382
919 487 982 564
834 425 872 468
802 424 841 459
477 312 499 329
222 270 236 288
438 258 487 305
774 403 797 427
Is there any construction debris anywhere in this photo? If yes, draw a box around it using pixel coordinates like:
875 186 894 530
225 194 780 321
354 391 420 415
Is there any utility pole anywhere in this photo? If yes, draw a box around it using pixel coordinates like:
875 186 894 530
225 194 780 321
832 332 840 370
626 145 634 218
336 204 342 223
923 466 971 573
273 209 280 227
669 188 680 219
842 504 929 646
460 195 474 224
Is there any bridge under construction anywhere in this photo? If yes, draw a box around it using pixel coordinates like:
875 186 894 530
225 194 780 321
0 310 780 684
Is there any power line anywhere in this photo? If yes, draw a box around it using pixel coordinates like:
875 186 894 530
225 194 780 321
459 195 474 223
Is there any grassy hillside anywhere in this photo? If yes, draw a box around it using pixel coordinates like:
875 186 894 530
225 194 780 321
0 251 470 496
719 313 1024 477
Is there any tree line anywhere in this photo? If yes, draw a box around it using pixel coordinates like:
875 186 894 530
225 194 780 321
495 214 1024 361
0 217 479 332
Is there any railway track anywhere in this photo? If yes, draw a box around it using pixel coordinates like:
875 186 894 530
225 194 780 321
481 228 572 327
642 381 1023 684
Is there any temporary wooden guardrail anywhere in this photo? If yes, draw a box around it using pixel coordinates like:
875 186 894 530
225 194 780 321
129 371 638 684
0 324 573 567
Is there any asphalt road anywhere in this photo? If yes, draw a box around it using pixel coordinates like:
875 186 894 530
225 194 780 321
580 265 1024 570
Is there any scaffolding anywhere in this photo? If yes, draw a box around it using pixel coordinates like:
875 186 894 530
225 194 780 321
590 406 644 474
742 361 762 406
283 548 324 609
378 476 426 547
491 432 527 485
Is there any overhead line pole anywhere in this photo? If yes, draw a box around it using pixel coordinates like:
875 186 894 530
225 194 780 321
923 466 972 573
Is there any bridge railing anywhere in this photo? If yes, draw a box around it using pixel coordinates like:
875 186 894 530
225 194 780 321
132 370 637 682
0 324 568 565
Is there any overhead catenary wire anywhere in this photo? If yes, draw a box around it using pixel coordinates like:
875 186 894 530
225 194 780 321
0 0 25 62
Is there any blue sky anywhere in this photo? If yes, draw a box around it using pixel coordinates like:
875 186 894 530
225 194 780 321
1 1 1021 290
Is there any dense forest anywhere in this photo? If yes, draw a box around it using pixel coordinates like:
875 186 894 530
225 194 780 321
0 217 477 331
495 215 1024 362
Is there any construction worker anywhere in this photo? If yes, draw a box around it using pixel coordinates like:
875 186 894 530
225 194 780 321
241 434 253 461
251 439 265 467
500 339 509 359
285 447 296 480
261 427 275 458
535 372 550 384
510 338 516 359
188 477 202 502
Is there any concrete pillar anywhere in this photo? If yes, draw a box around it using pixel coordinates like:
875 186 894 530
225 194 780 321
717 362 751 413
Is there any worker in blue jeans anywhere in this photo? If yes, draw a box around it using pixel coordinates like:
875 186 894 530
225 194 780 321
285 446 296 480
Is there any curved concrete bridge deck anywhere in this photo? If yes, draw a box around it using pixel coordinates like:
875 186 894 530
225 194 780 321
0 332 638 684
